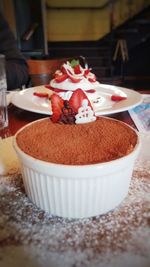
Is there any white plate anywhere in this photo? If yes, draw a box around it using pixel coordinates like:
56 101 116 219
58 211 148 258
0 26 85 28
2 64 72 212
11 84 142 116
6 91 17 106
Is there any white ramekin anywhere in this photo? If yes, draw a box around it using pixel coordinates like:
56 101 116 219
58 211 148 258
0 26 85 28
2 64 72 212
13 119 141 219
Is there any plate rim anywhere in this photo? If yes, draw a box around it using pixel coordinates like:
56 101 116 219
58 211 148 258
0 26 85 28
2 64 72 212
11 84 143 116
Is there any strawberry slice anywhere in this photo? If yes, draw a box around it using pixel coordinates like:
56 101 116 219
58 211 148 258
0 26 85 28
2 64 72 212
55 73 68 83
45 85 68 93
69 89 93 114
111 95 127 101
74 64 81 74
69 76 82 83
88 75 96 82
45 85 96 94
85 89 96 93
33 92 49 98
84 69 90 77
50 94 64 122
60 65 67 74
54 70 62 77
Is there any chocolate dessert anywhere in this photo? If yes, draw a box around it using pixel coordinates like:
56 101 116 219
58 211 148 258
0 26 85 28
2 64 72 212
16 117 137 165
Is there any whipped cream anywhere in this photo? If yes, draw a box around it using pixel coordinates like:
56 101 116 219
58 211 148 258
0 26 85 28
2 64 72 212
50 77 100 91
50 60 101 103
58 90 99 103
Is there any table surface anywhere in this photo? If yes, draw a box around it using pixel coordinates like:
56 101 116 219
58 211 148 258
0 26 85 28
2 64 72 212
0 89 150 267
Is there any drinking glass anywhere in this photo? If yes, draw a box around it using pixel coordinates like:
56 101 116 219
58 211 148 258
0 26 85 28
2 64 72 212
0 54 8 130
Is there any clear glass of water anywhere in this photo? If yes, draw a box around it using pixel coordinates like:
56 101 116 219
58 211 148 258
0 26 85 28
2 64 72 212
0 54 8 130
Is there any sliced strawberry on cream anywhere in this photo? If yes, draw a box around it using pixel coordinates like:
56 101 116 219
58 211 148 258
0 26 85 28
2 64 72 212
55 73 68 83
50 94 64 122
33 92 49 98
45 84 69 93
50 89 95 124
33 85 53 98
87 72 97 82
67 74 82 83
63 62 84 78
111 95 127 101
49 60 100 103
69 88 93 114
54 70 62 77
84 69 90 77
60 65 67 74
74 64 82 74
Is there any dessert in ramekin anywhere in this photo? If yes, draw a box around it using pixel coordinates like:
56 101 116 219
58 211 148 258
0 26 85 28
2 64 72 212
13 116 140 219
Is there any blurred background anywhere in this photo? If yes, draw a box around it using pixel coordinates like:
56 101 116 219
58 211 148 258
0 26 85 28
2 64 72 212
0 0 150 90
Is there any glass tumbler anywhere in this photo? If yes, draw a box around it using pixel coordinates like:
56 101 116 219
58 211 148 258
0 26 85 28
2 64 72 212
0 54 8 130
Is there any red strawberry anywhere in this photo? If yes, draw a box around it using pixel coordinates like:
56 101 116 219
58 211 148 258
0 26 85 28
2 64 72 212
88 75 96 82
55 73 68 83
111 95 127 101
74 64 81 74
45 85 68 93
33 92 49 98
69 76 82 83
46 86 96 94
60 65 67 73
66 71 82 83
54 70 62 77
84 69 90 77
50 94 64 122
69 89 93 114
85 89 96 93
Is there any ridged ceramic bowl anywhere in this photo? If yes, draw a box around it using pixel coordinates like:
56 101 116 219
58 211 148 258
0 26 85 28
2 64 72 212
13 119 141 219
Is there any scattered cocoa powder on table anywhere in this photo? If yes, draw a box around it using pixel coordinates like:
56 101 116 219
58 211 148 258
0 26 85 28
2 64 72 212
0 159 150 267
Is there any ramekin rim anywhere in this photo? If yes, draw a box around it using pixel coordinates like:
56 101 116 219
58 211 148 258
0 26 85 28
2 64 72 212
13 117 141 169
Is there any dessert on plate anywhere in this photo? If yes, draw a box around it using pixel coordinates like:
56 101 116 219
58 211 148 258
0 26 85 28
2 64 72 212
34 59 100 100
14 89 140 219
33 59 127 114
49 59 99 93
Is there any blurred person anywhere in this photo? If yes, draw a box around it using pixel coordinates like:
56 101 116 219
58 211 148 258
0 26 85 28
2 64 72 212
0 11 29 90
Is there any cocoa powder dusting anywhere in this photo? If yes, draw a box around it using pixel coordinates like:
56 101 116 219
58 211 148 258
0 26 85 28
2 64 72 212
16 118 137 165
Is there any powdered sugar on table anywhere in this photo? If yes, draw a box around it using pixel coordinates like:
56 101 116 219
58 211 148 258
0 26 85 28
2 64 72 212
0 156 150 267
